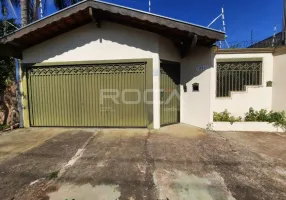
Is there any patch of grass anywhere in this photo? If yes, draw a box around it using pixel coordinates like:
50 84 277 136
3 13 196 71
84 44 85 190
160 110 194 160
46 171 59 180
0 124 7 131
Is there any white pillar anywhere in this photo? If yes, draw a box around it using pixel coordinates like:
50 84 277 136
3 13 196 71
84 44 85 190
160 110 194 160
153 55 160 129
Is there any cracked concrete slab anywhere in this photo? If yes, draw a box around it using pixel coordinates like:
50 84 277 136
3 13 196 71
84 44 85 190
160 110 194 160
1 125 286 200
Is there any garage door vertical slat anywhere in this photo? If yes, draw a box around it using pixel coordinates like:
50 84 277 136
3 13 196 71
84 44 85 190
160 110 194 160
133 72 136 126
45 74 50 126
54 74 59 126
37 75 43 126
86 72 90 126
114 69 118 127
110 70 114 127
63 74 67 126
91 71 96 126
86 73 90 126
28 70 34 126
30 74 35 126
89 72 93 126
101 72 106 126
118 70 122 127
78 73 82 126
57 74 62 126
88 72 93 126
92 73 101 126
63 74 68 126
43 75 48 126
127 71 131 126
55 74 59 126
58 74 62 126
109 70 113 127
83 72 87 126
143 66 146 127
77 73 82 127
33 75 39 126
71 73 76 126
69 73 73 126
48 74 52 126
51 74 56 126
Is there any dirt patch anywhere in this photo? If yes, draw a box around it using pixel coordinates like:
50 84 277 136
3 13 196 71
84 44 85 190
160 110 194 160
0 128 68 163
155 124 206 138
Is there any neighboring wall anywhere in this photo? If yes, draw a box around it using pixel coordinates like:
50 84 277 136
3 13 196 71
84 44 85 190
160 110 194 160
214 52 273 117
181 46 214 128
272 49 286 111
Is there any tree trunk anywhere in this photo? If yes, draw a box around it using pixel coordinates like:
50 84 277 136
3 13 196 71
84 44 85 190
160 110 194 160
20 0 28 26
0 91 9 126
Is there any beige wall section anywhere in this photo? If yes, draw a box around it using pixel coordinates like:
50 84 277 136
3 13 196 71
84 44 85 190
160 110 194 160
23 21 159 62
214 53 273 117
272 52 286 111
180 46 213 128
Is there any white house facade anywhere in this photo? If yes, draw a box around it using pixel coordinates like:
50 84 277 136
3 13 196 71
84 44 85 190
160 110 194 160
1 0 285 131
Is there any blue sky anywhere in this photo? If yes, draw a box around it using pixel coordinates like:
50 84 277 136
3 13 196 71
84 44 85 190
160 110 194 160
3 0 285 44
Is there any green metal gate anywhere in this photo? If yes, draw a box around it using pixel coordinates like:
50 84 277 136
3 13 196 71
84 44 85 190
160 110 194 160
160 61 180 126
27 62 148 127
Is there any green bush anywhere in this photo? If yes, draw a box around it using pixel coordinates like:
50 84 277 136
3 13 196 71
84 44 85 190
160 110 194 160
214 110 242 124
214 108 286 131
0 124 6 131
245 108 270 122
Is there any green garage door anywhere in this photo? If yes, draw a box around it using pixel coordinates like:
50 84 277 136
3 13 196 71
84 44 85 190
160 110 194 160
27 62 148 127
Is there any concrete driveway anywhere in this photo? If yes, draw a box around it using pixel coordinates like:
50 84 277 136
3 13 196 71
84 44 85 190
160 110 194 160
0 125 285 200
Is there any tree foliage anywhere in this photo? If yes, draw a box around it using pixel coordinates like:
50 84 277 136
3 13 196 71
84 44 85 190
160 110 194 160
0 18 16 127
1 0 83 24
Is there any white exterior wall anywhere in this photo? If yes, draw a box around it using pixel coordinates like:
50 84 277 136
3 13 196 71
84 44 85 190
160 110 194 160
214 53 273 117
22 21 216 129
272 52 286 111
181 46 214 128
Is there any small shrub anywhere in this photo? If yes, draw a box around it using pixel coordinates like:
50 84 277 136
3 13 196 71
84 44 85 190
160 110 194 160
245 107 257 121
0 124 6 131
214 110 242 124
47 171 59 180
256 109 269 122
268 111 285 123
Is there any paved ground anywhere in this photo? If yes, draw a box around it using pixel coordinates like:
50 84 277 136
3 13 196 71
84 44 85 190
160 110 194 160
0 125 285 200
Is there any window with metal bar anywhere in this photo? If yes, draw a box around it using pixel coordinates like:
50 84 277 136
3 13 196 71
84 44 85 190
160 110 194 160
216 61 262 97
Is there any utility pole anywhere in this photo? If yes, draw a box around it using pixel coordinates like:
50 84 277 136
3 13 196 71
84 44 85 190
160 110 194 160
283 0 286 45
39 0 43 18
272 25 277 47
250 30 254 46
